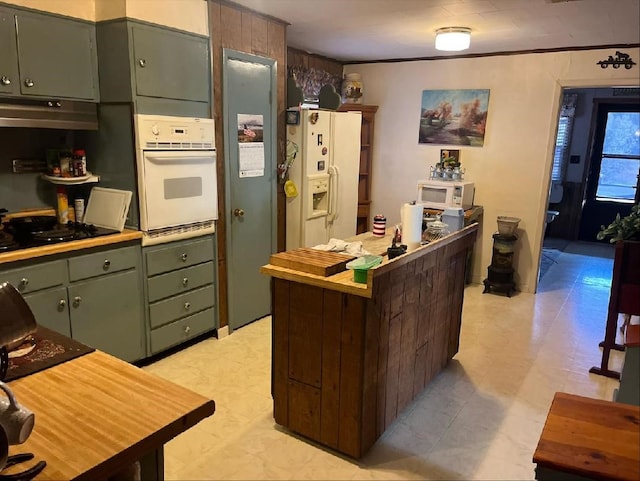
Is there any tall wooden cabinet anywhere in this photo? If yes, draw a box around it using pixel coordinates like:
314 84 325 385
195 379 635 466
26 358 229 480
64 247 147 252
338 104 378 234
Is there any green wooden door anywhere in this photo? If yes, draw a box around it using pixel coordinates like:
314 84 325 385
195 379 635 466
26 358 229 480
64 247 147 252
0 8 18 95
69 270 145 362
15 12 98 100
131 25 209 102
24 287 72 337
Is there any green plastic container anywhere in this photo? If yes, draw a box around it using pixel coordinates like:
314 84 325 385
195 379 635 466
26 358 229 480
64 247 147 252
346 255 383 284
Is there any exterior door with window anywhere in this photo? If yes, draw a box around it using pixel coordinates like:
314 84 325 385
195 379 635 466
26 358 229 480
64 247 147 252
579 102 640 241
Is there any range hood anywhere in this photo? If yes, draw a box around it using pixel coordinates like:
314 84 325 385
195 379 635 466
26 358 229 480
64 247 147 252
0 97 98 130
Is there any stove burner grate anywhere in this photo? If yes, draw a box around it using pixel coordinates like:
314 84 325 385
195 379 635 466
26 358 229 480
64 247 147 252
32 228 76 244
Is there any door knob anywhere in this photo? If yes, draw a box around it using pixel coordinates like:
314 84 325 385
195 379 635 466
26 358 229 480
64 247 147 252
58 299 66 310
24 78 34 88
138 59 146 67
73 296 82 307
0 76 10 85
234 208 245 217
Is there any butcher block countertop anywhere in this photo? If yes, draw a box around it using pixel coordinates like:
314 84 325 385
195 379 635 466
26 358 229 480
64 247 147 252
6 350 215 481
261 224 478 298
533 392 640 481
0 229 142 265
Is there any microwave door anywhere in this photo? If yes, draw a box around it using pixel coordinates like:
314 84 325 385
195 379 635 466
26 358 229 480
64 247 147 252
421 187 447 204
141 150 218 230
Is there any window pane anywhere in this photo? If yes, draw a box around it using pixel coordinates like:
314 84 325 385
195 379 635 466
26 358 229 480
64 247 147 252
603 112 640 156
551 116 570 181
596 157 639 200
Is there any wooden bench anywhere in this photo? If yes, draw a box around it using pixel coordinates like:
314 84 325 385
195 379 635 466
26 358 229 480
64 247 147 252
533 392 640 481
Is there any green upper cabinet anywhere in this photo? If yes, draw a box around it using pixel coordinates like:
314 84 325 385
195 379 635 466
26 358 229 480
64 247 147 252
96 19 211 117
131 24 209 103
0 8 19 95
0 6 98 101
15 11 98 101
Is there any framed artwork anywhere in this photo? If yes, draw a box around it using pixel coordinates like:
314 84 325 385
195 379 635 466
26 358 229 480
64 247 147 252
418 89 490 146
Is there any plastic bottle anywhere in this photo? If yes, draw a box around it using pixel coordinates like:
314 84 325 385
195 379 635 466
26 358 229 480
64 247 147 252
57 187 69 224
73 149 87 177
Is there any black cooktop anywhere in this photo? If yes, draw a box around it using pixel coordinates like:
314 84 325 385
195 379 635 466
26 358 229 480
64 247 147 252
0 221 120 253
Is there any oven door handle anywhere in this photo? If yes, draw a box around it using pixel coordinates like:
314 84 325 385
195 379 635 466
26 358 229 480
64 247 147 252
144 151 216 164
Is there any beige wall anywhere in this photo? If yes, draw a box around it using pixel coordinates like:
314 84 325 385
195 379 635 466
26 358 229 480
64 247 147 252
344 47 640 293
4 0 209 35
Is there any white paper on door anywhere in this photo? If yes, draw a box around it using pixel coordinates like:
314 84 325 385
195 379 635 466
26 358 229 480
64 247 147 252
237 113 265 178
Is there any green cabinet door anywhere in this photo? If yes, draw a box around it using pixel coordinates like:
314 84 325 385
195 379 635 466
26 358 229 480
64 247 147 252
69 270 144 362
131 25 209 103
24 287 72 337
0 8 18 95
15 12 98 100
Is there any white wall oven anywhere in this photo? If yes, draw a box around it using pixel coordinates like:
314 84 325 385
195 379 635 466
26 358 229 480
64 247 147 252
135 114 217 245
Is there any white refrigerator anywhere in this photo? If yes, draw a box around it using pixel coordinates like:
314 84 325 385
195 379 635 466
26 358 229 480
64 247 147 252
286 109 362 249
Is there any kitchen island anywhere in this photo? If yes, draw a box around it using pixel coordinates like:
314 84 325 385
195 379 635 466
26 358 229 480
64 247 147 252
261 224 478 458
6 349 215 480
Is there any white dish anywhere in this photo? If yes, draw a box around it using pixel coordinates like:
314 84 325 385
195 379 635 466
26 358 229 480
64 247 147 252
42 172 94 184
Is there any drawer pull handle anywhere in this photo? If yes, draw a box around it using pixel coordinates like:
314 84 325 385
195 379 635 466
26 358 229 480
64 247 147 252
1 76 10 85
182 277 189 286
184 325 191 334
19 278 29 288
73 296 82 307
24 78 34 88
103 259 111 269
181 253 188 262
184 302 191 311
138 58 146 67
58 299 66 310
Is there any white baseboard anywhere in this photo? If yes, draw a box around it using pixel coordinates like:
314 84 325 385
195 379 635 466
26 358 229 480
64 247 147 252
217 325 230 339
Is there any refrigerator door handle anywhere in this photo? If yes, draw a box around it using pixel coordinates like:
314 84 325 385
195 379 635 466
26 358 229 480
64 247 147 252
327 165 339 222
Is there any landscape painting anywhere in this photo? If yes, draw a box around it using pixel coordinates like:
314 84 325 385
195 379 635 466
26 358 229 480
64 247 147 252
418 89 490 146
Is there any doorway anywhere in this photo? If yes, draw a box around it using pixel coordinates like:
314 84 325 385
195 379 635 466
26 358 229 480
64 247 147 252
222 49 277 332
578 101 640 241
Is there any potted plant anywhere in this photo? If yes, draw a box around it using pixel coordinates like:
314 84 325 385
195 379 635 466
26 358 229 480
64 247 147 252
596 204 640 243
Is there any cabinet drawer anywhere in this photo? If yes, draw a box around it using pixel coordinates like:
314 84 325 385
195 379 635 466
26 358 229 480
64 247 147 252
145 237 214 276
149 285 215 328
150 308 215 354
1 260 67 294
68 245 138 281
147 262 214 303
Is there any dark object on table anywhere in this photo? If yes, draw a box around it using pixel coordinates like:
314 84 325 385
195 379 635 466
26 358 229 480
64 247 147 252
0 283 37 380
0 453 46 480
387 232 407 260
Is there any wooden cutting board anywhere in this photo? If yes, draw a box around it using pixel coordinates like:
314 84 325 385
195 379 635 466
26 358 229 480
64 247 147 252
269 248 356 276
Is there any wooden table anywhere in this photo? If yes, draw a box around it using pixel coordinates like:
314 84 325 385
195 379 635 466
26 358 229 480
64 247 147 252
6 350 215 480
533 392 640 481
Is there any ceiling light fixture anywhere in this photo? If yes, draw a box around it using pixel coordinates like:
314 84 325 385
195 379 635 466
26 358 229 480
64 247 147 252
435 27 471 52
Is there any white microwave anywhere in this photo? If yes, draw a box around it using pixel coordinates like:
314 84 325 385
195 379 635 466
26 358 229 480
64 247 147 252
416 179 475 210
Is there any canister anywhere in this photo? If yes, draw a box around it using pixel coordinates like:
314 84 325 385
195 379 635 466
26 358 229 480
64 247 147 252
372 214 386 237
442 207 464 232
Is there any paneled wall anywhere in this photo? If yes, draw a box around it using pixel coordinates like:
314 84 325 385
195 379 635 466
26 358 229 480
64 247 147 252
207 0 286 328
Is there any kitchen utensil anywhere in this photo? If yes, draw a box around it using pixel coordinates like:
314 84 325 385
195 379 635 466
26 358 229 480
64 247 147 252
83 187 132 232
0 381 34 445
346 255 383 283
269 248 355 277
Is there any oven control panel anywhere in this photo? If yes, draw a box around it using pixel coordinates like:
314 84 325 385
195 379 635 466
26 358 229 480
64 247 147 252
135 114 216 150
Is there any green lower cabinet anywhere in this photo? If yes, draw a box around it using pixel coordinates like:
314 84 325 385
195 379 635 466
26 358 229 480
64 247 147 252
24 287 71 337
69 267 144 363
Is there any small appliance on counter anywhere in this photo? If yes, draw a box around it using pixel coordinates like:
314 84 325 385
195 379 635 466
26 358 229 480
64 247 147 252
416 179 475 210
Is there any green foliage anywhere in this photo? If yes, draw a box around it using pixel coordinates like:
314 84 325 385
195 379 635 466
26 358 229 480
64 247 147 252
596 204 640 243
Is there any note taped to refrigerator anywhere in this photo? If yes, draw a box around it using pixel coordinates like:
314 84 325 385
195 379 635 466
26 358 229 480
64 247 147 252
237 113 265 178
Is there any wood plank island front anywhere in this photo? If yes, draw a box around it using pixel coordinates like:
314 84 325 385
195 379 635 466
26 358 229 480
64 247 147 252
261 224 478 458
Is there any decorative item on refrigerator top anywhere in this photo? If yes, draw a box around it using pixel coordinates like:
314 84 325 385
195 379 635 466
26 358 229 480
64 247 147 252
341 73 363 104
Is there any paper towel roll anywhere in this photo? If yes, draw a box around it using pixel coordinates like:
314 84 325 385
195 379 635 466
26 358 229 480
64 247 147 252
401 203 423 251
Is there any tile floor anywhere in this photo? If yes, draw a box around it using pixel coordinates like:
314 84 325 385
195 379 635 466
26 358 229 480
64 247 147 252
143 240 627 480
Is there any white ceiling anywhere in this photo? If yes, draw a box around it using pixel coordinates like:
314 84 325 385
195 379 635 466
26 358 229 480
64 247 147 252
229 0 640 62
